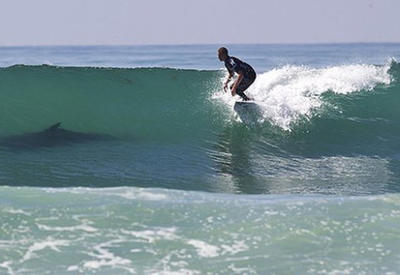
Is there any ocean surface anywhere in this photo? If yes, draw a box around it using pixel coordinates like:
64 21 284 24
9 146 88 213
1 43 400 274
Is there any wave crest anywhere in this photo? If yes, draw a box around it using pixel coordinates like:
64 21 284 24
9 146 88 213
216 62 393 130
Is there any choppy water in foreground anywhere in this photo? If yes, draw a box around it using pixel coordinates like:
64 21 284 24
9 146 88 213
1 44 400 274
1 187 400 274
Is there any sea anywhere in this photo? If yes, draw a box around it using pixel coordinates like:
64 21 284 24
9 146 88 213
0 43 400 274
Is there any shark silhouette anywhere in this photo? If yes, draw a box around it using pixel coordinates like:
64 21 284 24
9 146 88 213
0 122 114 150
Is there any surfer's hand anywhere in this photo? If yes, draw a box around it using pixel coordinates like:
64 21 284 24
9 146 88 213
231 86 237 96
223 83 228 92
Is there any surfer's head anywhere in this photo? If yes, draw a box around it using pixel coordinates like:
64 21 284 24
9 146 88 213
218 47 229 61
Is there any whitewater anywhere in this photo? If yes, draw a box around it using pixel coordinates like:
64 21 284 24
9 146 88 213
0 44 400 274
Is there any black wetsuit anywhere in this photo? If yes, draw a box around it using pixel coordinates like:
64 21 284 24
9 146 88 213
224 56 256 100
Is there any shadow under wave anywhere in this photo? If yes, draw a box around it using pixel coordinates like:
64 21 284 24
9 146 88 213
0 122 114 151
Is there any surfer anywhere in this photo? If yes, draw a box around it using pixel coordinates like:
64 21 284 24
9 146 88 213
218 47 256 101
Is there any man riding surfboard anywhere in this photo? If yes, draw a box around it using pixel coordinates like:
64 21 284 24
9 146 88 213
218 47 256 101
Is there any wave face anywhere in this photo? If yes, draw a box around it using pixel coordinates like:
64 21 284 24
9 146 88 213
0 63 397 138
0 65 220 140
1 63 400 194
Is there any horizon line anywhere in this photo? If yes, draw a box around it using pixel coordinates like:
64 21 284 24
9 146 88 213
1 41 400 47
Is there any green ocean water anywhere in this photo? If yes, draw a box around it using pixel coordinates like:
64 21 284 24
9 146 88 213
0 65 219 139
1 44 400 274
1 63 400 194
1 187 400 274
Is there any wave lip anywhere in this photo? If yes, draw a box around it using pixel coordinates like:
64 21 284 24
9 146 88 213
253 63 392 130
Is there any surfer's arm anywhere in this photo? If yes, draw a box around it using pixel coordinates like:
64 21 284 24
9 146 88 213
231 72 244 96
223 71 233 92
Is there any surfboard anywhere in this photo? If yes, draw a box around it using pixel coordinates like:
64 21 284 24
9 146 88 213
234 101 258 111
233 101 262 123
234 100 257 106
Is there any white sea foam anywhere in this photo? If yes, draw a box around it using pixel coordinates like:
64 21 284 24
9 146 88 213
43 186 169 201
0 261 15 275
187 239 220 258
150 270 200 275
67 265 79 272
36 222 97 233
221 240 249 255
22 238 69 262
118 190 168 201
215 63 392 130
3 208 31 216
83 240 134 273
121 227 178 243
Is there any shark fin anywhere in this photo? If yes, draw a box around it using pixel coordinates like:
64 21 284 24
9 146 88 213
47 122 62 131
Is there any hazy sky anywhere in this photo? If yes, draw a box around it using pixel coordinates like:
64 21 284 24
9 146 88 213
0 0 399 46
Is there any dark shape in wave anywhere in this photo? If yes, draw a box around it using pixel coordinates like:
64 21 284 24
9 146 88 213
0 122 113 150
